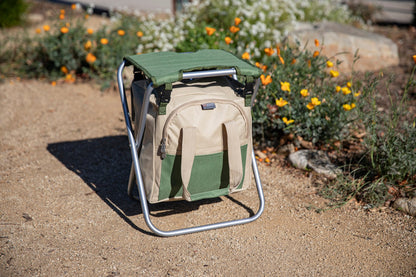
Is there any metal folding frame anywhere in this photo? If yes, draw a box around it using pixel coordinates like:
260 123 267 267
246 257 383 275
117 60 265 236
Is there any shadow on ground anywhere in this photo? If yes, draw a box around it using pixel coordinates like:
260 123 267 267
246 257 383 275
47 135 253 234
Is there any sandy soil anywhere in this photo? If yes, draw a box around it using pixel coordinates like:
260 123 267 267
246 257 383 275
0 79 415 276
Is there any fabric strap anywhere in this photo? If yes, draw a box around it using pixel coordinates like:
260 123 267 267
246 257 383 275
180 122 243 201
224 121 243 192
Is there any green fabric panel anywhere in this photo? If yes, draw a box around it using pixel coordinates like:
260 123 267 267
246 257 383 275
190 188 230 202
124 50 262 87
159 145 248 201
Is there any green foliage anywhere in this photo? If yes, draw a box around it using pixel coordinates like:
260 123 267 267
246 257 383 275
17 16 142 88
253 45 358 145
358 67 416 201
21 21 88 80
0 0 29 28
320 66 416 208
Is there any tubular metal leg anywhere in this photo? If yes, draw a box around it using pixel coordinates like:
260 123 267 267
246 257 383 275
117 61 265 237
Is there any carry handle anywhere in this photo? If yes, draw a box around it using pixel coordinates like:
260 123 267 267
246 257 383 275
180 122 243 201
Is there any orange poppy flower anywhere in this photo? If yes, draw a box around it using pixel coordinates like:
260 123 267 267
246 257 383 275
86 53 97 64
229 26 240 33
242 52 250 60
260 74 272 86
205 27 216 36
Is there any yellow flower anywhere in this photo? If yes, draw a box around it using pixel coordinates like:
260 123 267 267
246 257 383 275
87 28 94 35
60 66 68 74
354 91 361 97
137 31 143 37
59 14 65 20
71 4 76 10
280 81 290 92
255 62 261 68
347 81 352 88
51 81 57 86
229 26 240 33
234 17 241 26
335 85 341 92
282 117 294 125
326 60 333 68
60 27 69 34
300 89 309 97
341 87 351 95
314 39 320 47
351 103 356 108
413 55 416 64
117 29 125 36
342 104 353 111
330 70 339 78
313 50 319 58
242 52 250 60
264 47 274 56
306 103 315 110
275 98 288 107
311 97 321 106
260 74 272 86
60 9 65 14
84 40 92 50
86 53 96 64
100 38 109 45
35 28 41 34
43 25 50 31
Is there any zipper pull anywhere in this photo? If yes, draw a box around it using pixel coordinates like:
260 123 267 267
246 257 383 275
160 138 166 159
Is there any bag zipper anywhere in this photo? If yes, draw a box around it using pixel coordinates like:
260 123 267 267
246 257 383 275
159 98 249 159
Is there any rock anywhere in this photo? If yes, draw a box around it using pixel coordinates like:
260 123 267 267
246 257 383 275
277 143 295 156
393 197 416 217
295 136 314 150
288 150 341 179
286 22 399 72
254 150 267 160
27 13 44 23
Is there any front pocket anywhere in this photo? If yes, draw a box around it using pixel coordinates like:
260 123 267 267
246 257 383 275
158 145 248 201
159 98 250 158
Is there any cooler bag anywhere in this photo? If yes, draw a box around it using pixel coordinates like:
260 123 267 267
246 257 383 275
131 77 253 203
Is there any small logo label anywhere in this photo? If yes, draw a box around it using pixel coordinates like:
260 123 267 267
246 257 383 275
201 103 216 110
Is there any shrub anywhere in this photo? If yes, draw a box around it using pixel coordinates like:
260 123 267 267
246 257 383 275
320 64 416 208
358 66 416 203
0 0 29 28
177 0 357 58
252 44 359 145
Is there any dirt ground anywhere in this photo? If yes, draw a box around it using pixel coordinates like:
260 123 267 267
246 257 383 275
1 3 416 276
0 76 415 276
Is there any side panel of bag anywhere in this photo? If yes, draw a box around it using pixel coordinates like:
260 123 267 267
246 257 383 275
131 80 159 202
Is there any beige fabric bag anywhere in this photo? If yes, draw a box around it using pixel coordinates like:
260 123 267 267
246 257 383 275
132 77 252 203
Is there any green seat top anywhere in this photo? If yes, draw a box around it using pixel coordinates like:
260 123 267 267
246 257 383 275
124 49 262 87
